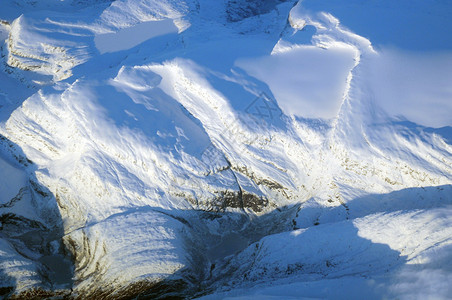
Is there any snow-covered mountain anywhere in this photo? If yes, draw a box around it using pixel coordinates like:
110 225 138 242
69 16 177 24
0 0 451 299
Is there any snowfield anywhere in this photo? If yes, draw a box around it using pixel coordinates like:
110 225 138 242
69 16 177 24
0 0 451 299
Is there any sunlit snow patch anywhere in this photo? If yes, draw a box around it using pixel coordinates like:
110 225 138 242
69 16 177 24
236 43 357 119
94 19 178 54
293 0 452 127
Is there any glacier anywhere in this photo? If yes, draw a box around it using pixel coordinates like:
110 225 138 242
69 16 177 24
0 0 451 299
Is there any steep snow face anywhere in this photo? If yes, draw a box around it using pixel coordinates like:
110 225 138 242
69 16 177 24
200 197 452 299
66 209 198 297
294 0 452 128
1 0 194 81
94 19 179 53
5 15 91 81
98 0 193 30
366 50 452 128
237 42 358 119
299 0 452 51
0 0 451 298
0 158 26 205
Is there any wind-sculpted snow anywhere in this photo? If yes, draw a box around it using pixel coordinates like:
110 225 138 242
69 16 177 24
2 0 194 82
0 0 451 298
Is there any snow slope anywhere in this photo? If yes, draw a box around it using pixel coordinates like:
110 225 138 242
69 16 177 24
0 0 451 298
